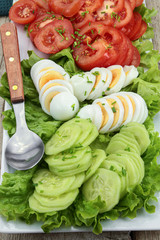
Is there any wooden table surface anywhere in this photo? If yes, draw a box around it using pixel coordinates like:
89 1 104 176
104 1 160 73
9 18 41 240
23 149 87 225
0 1 160 239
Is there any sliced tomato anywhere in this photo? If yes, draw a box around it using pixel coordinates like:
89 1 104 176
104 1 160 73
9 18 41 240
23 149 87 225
96 0 124 16
131 20 147 41
122 36 134 65
113 0 133 28
34 19 74 54
119 14 134 37
28 13 62 41
71 13 95 30
130 46 140 67
128 0 136 10
49 0 84 17
9 0 37 24
128 12 142 39
114 32 128 65
73 39 109 71
81 0 103 13
32 0 50 11
135 0 143 7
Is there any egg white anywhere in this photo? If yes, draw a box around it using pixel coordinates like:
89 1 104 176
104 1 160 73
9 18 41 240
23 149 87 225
123 65 139 87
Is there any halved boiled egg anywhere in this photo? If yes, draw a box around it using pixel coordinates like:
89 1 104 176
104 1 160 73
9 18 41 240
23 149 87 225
103 95 124 132
30 59 70 93
77 104 103 131
39 80 74 101
123 65 139 87
105 65 126 94
50 92 79 121
93 98 114 133
87 67 112 100
40 85 71 115
113 92 133 126
70 72 96 102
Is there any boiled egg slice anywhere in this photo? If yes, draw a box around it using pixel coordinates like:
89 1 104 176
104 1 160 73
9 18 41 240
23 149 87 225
77 104 103 131
87 68 112 100
113 92 133 126
104 95 124 132
50 92 79 121
105 65 126 95
40 85 71 115
93 98 114 133
70 72 96 102
123 65 139 87
39 80 74 101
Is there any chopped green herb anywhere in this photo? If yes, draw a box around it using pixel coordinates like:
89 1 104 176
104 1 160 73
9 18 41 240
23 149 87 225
71 103 75 111
112 107 116 113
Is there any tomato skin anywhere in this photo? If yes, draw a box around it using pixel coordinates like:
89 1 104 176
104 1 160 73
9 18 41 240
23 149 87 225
72 13 95 30
121 36 134 65
34 19 74 54
135 0 143 7
9 0 37 24
130 46 140 67
28 13 62 41
119 14 134 37
128 12 142 39
49 0 84 17
128 0 136 9
113 0 133 28
32 0 50 11
114 32 128 65
130 20 147 41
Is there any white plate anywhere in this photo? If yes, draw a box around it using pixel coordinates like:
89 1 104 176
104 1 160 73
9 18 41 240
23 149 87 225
1 0 160 234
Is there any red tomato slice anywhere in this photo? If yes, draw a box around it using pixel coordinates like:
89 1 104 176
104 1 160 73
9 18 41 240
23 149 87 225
135 0 143 7
35 7 48 18
121 36 134 65
119 14 134 37
128 0 136 10
9 0 37 24
128 12 142 39
49 0 84 17
81 0 103 13
114 32 128 65
71 13 95 30
34 19 74 54
28 13 62 41
130 20 147 41
96 0 124 16
32 0 50 11
113 0 133 28
73 39 109 71
130 46 140 67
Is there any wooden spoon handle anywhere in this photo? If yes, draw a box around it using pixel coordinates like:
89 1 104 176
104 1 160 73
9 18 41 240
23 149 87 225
0 22 24 103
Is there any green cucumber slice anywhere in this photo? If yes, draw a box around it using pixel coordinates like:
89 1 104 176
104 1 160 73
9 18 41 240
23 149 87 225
70 173 85 191
45 123 82 155
32 169 75 197
120 122 150 154
82 124 99 147
29 189 79 213
82 168 121 213
84 149 106 182
106 153 140 190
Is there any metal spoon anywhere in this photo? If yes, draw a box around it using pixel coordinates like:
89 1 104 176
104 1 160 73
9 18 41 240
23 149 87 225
0 22 44 170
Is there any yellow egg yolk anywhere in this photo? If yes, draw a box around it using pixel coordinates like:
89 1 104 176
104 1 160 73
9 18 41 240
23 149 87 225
117 96 129 123
39 67 54 73
90 73 101 93
39 71 65 90
127 95 136 118
45 91 60 112
109 68 122 88
97 102 109 129
42 83 62 96
106 98 120 128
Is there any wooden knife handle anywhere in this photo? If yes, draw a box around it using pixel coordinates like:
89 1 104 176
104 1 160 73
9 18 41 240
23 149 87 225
0 22 24 103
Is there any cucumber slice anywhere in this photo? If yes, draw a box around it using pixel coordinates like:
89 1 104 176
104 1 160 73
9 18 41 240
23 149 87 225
120 122 150 154
106 153 140 190
45 123 82 155
84 149 106 182
47 147 92 177
32 169 75 197
69 173 85 191
29 189 79 213
106 133 141 155
64 118 98 147
101 160 128 198
82 168 121 213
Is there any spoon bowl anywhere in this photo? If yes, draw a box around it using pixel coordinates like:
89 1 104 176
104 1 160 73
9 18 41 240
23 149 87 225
0 22 44 170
